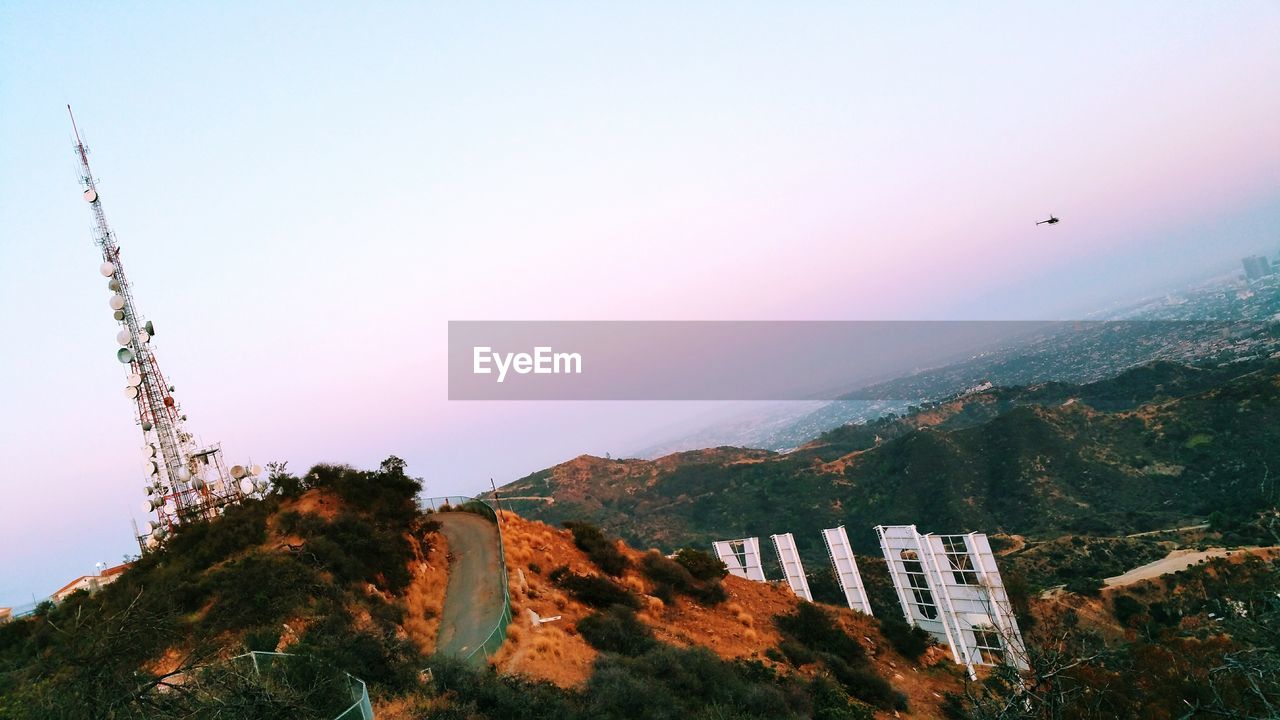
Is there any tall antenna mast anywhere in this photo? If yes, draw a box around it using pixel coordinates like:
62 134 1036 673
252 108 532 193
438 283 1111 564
68 106 263 549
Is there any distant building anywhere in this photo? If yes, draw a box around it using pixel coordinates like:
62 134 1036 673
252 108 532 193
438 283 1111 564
50 563 131 603
1243 255 1273 282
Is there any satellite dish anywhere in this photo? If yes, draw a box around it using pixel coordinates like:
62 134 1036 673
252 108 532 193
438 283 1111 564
143 459 157 474
145 535 159 549
142 444 156 458
250 464 263 477
124 385 139 399
117 347 134 363
99 261 115 277
113 310 126 321
137 330 150 344
84 188 98 203
109 294 125 310
139 499 153 513
108 278 120 292
116 329 132 346
238 478 255 494
145 320 155 336
177 466 191 481
230 465 246 479
127 373 143 387
141 421 152 431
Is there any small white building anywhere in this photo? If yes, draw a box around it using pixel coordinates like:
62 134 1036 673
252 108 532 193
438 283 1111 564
50 563 131 604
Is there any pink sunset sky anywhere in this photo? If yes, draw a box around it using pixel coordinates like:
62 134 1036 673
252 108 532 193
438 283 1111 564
1 2 1279 604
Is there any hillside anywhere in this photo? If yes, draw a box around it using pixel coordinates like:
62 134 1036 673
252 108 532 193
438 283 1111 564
0 459 966 720
497 358 1280 573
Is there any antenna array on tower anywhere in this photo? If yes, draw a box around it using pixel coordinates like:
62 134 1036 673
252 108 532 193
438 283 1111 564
68 106 265 550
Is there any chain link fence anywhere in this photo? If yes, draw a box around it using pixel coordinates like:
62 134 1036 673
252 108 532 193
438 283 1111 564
236 651 374 719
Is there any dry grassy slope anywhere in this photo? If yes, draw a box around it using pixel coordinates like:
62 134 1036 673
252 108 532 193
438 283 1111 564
490 512 966 719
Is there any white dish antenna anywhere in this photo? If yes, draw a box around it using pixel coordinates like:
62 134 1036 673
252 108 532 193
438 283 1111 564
108 294 125 310
143 459 158 475
142 444 156 458
230 465 246 479
137 330 150 344
116 329 132 346
139 499 153 513
84 188 99 203
99 261 115 277
177 466 192 481
250 464 263 476
124 385 139 399
127 373 143 387
238 478 255 495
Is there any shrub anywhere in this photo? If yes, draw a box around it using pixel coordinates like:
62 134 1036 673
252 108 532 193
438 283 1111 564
577 606 656 656
1113 595 1146 627
822 653 906 711
204 552 324 632
674 547 728 581
1065 576 1104 597
556 573 641 610
563 521 630 576
639 551 727 606
878 617 931 660
778 638 818 666
774 602 864 663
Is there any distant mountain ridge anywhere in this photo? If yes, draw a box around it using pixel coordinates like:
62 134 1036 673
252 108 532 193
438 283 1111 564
499 357 1280 558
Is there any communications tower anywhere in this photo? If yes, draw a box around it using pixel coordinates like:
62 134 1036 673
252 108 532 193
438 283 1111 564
69 107 264 549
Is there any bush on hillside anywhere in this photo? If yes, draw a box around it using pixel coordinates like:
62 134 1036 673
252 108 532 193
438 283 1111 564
774 602 865 663
577 606 656 656
878 617 932 660
555 572 641 610
639 551 726 606
673 547 728 581
563 521 630 576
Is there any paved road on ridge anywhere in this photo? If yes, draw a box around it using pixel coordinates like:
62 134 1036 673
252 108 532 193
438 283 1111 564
435 512 505 660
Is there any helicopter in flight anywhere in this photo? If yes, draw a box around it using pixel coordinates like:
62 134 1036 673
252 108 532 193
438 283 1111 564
1036 215 1060 226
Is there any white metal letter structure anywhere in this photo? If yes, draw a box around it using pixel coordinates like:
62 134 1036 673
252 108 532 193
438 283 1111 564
876 525 1028 677
821 526 873 615
712 538 767 582
770 533 814 601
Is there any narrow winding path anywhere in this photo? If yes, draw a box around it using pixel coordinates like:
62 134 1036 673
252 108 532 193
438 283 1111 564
434 512 505 660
